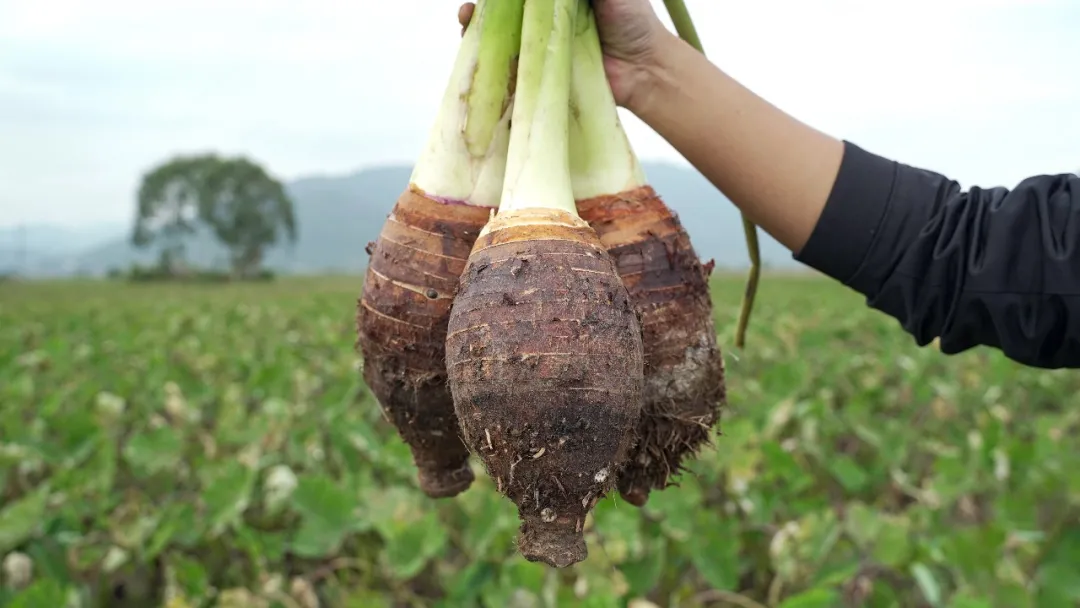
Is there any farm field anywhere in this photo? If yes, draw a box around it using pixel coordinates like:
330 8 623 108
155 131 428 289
1 274 1079 607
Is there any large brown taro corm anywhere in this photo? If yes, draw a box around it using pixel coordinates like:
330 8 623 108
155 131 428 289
576 189 725 506
446 210 644 567
446 0 644 568
567 2 725 507
357 192 491 498
354 0 524 499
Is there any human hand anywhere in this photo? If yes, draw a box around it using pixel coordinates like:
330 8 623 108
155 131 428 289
457 0 669 110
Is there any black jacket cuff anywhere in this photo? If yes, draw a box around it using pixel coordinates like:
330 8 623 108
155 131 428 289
794 140 899 285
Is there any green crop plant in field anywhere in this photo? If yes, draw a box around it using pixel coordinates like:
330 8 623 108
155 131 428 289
2 275 1080 607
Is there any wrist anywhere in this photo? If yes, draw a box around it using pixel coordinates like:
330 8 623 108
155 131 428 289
622 29 686 121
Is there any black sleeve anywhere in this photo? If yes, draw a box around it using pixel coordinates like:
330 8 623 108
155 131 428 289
794 140 1080 369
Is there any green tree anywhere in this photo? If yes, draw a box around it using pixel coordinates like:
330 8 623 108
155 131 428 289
133 153 297 278
198 157 297 278
132 155 213 274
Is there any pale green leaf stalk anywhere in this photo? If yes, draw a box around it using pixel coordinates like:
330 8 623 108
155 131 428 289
663 0 760 349
568 0 647 200
410 0 525 208
497 0 579 215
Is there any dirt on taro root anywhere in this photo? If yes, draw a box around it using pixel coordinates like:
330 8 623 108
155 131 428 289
446 211 645 567
356 186 493 499
577 185 726 507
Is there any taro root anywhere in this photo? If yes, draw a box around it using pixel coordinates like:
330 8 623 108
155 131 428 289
567 1 725 507
576 190 724 507
445 0 644 568
355 0 524 499
357 194 492 498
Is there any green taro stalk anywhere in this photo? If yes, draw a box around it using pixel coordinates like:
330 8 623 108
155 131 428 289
663 0 761 350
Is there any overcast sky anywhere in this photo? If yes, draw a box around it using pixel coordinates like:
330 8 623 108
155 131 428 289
0 0 1077 228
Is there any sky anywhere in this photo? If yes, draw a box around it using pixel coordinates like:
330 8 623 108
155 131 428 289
0 0 1077 229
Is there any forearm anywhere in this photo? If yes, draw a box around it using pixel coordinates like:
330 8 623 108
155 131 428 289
629 31 1080 368
627 31 844 253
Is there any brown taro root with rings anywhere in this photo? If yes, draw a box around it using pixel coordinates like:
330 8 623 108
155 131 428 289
355 0 524 499
447 0 645 569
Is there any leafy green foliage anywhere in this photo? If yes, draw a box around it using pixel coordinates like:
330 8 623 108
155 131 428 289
2 275 1079 607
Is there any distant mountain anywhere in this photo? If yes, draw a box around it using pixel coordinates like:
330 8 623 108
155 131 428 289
0 223 125 255
0 223 126 276
6 162 798 277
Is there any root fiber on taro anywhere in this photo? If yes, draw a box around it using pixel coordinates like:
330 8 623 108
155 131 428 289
355 0 524 499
